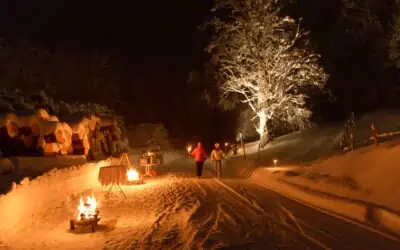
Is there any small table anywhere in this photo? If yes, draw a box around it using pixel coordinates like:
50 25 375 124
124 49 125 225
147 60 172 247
98 165 128 199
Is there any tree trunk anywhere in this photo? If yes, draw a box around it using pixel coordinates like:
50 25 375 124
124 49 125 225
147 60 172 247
256 109 268 159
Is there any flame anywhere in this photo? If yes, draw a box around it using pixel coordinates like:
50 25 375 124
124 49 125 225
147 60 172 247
127 168 140 181
77 195 98 221
187 145 192 153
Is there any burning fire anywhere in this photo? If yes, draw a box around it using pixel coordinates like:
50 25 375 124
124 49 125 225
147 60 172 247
187 145 192 153
77 195 98 221
127 168 140 181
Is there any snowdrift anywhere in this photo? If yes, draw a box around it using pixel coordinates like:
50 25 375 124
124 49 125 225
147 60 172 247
0 156 88 195
263 140 400 212
10 155 87 173
0 148 184 237
249 141 400 236
0 160 112 234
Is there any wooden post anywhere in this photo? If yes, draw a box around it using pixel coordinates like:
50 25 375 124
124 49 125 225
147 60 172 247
349 132 354 151
371 124 379 147
239 133 246 159
119 152 132 166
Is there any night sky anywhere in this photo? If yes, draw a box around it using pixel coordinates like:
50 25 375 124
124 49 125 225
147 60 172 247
0 0 398 145
0 0 232 146
0 0 213 69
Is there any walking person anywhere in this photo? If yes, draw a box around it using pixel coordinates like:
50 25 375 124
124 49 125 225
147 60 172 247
211 143 225 179
190 142 207 178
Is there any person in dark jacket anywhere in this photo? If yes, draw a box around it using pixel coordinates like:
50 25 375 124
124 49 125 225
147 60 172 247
190 142 206 178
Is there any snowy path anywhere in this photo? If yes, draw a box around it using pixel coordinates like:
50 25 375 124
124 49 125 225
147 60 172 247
1 158 400 249
102 174 314 250
216 178 400 250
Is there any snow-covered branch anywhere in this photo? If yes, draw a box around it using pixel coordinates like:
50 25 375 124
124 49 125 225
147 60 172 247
206 0 328 141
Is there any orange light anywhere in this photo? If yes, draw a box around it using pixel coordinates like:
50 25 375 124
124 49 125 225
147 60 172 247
77 195 97 221
127 168 140 181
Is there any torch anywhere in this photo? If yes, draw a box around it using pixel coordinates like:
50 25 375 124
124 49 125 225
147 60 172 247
187 145 192 155
273 158 278 167
224 142 229 154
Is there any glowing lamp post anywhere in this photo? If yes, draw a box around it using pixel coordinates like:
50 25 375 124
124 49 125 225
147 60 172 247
273 158 278 167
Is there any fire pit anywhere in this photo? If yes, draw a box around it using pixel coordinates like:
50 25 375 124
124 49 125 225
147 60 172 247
126 168 144 185
70 195 100 232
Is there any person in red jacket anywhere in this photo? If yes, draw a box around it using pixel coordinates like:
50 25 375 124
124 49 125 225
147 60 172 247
190 142 206 178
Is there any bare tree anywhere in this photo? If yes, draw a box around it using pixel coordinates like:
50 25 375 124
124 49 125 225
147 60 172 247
205 0 328 147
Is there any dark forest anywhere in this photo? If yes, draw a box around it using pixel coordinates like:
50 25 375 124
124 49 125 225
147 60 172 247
0 0 399 147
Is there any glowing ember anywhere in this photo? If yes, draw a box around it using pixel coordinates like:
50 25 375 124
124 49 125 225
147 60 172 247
77 195 98 221
127 168 140 181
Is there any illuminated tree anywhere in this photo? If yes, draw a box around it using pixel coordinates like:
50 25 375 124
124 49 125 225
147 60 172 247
206 0 328 146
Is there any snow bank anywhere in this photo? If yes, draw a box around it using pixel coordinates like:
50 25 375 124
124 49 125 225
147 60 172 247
10 155 87 173
251 164 400 236
0 160 111 234
268 140 400 212
247 138 400 236
251 168 366 221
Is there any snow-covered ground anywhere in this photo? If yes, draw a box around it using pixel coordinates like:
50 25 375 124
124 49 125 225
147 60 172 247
0 154 317 250
2 111 400 249
1 149 399 249
259 139 400 212
242 110 400 236
0 156 87 195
